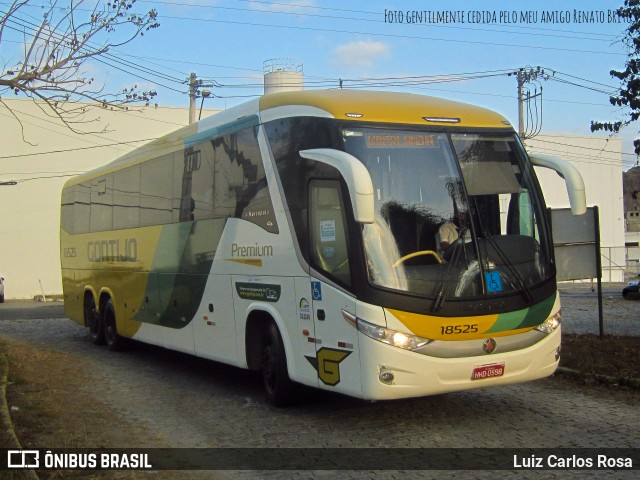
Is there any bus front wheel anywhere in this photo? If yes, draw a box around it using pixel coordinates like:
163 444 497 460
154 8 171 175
262 322 294 407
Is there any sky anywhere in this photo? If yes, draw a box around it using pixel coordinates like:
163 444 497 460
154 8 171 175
2 0 639 169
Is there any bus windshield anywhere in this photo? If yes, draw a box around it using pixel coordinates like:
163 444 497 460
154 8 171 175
341 127 553 301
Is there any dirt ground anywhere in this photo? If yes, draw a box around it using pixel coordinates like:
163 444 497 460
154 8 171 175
1 340 176 480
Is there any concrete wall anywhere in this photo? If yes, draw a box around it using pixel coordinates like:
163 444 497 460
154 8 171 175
0 99 217 299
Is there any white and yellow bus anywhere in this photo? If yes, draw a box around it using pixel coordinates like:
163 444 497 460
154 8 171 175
60 90 586 405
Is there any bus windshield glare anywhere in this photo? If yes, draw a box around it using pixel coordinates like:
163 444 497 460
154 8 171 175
341 127 553 301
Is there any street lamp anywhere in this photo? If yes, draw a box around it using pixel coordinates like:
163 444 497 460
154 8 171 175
199 88 211 121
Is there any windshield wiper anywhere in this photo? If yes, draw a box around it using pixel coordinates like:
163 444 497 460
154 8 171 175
431 226 469 312
482 234 533 304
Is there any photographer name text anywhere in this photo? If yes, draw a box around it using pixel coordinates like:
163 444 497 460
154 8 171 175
514 454 633 469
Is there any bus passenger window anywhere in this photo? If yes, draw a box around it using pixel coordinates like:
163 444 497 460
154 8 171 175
309 180 351 285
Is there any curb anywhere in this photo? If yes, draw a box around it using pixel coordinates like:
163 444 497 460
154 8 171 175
556 366 640 390
1 354 39 479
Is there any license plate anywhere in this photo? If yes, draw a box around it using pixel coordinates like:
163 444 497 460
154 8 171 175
472 363 505 380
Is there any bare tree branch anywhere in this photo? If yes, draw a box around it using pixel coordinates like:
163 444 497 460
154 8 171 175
0 0 160 136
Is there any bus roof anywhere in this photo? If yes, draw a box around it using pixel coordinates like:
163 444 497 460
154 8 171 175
259 89 512 129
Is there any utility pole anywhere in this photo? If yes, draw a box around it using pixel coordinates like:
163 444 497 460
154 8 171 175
187 72 215 124
511 66 551 141
188 72 197 125
517 69 525 140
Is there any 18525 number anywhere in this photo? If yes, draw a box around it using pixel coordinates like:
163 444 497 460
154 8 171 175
440 324 479 335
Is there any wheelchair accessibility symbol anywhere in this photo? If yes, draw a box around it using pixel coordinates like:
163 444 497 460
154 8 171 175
485 271 503 293
311 281 323 301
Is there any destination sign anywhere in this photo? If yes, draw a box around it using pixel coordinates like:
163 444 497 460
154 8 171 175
366 134 437 148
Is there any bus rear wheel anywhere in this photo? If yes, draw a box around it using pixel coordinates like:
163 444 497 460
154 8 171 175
85 296 105 345
103 299 126 351
262 322 294 407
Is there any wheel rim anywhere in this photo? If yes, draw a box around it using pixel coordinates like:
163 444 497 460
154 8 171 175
105 318 114 345
87 303 100 338
104 308 116 346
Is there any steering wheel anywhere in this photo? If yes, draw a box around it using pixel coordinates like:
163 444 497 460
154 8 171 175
393 250 443 267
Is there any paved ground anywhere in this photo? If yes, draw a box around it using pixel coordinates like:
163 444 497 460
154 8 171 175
557 282 639 336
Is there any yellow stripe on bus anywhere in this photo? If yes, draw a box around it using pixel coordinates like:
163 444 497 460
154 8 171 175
385 308 534 341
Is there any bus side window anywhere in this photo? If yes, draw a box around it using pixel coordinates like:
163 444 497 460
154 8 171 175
309 180 351 285
90 175 113 232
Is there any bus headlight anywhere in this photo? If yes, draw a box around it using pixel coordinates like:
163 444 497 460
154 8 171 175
534 310 561 334
356 318 432 351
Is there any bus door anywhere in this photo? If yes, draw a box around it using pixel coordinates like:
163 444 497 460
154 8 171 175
307 180 362 397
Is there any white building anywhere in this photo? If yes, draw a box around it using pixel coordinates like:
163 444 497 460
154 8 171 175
0 100 626 299
0 99 218 299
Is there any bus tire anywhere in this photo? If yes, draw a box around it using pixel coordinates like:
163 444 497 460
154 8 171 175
103 299 126 351
85 295 105 346
262 322 294 407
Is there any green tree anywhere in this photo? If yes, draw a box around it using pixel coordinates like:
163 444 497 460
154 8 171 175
0 0 159 135
591 0 640 154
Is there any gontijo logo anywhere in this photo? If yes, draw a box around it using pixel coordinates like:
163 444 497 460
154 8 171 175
87 238 137 262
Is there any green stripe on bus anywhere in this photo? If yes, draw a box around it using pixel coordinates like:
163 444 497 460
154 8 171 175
485 293 556 333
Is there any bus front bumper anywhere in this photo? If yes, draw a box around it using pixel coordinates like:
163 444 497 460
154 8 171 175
357 327 561 400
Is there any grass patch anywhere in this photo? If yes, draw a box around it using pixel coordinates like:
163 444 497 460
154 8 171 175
560 334 640 380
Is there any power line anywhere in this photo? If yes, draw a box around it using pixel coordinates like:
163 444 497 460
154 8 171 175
13 173 84 183
207 69 516 90
154 18 625 57
531 137 637 157
134 0 621 42
529 144 636 169
0 100 175 155
17 0 610 58
0 137 157 160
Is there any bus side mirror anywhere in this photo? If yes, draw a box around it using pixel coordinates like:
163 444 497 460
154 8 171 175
299 148 375 223
529 153 587 216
